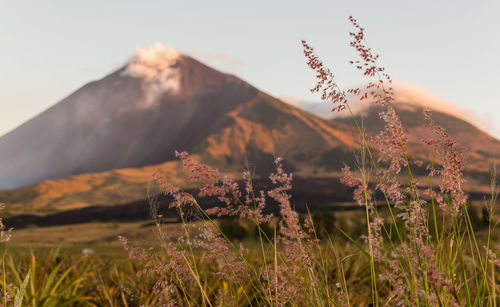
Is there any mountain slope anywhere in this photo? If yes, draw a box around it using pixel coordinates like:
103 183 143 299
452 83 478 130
4 96 499 215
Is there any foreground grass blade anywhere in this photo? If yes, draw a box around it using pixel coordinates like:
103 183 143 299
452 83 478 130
14 268 30 307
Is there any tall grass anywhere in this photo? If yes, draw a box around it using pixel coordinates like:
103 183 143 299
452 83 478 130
0 249 93 306
117 16 499 306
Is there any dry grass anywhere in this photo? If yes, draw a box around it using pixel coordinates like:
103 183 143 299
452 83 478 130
6 220 186 247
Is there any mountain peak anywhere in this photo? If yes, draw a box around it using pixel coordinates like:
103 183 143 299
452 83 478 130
0 47 259 189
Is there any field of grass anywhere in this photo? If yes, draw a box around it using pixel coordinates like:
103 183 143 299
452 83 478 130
0 202 497 306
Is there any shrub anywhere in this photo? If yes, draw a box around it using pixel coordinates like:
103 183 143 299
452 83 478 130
252 221 274 240
482 205 491 227
110 218 121 229
467 204 483 230
310 208 336 239
218 217 248 241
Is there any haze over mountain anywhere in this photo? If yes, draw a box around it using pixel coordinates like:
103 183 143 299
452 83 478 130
335 102 500 173
282 84 500 172
282 83 489 132
279 97 332 119
0 44 360 190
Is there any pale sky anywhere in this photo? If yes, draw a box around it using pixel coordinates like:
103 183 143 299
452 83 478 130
1 0 499 137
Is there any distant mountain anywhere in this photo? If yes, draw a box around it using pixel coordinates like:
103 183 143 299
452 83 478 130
0 44 359 190
282 84 500 173
333 93 500 173
279 97 333 119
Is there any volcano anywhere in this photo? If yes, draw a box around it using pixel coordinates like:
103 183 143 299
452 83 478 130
0 44 360 190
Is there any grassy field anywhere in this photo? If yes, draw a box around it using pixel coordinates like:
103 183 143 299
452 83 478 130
1 203 497 306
